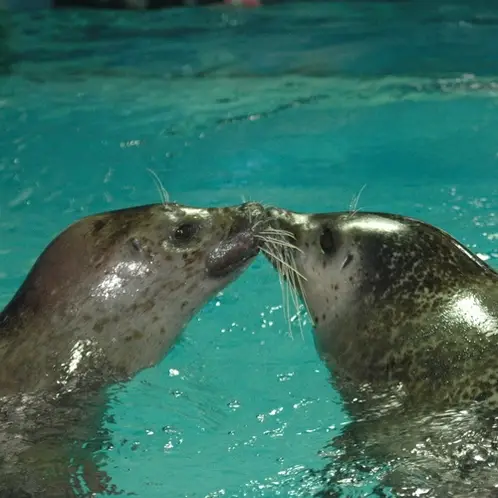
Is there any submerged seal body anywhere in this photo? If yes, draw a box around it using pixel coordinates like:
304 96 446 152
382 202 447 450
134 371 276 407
0 201 267 497
263 208 498 497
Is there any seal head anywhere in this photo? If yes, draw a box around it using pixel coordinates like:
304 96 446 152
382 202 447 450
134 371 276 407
264 208 498 406
0 201 267 395
263 207 498 497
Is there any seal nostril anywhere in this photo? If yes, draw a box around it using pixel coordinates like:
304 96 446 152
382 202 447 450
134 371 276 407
228 217 249 238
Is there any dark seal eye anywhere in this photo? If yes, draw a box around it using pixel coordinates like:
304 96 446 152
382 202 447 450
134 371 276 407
320 227 336 255
173 223 198 243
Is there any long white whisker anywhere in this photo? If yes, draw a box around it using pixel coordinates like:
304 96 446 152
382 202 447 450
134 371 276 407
262 238 311 341
292 248 311 339
147 168 170 205
261 245 297 279
349 183 367 217
285 271 293 340
295 269 312 327
265 251 307 281
255 234 304 253
261 227 296 239
281 247 294 341
251 219 267 232
261 245 293 340
285 249 305 340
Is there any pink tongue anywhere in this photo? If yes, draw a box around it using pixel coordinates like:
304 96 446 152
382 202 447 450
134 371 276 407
223 0 261 6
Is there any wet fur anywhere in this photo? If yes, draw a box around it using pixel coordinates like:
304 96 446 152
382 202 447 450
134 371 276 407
263 208 498 497
0 201 267 496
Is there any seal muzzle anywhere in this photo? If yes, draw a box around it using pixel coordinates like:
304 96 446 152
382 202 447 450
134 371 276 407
206 231 260 278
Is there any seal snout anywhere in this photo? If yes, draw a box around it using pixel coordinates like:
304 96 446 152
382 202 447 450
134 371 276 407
264 206 300 243
239 201 266 221
206 204 267 279
206 230 259 278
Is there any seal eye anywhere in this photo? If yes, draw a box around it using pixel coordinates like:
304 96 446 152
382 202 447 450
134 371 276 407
173 223 198 243
320 227 336 255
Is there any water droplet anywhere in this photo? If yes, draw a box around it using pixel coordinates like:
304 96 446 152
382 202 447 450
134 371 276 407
228 400 240 410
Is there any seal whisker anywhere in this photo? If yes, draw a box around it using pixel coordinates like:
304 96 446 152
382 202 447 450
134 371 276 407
146 168 170 205
261 243 299 340
262 240 307 340
294 266 312 328
263 248 308 281
261 224 311 339
348 183 367 218
285 248 306 340
251 219 267 232
261 245 293 339
282 247 301 341
259 230 299 242
255 234 303 253
281 250 294 341
261 226 296 239
286 243 312 339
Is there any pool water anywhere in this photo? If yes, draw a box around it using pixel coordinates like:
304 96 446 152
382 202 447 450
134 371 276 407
1 1 498 496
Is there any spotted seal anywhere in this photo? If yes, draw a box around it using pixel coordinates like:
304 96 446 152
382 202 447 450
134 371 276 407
262 208 498 497
0 201 268 497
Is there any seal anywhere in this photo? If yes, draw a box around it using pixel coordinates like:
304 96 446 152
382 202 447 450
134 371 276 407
262 207 498 498
0 200 268 497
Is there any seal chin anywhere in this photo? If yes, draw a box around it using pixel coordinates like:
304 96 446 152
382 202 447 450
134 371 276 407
206 231 260 278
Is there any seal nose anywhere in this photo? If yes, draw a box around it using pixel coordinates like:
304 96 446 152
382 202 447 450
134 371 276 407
231 202 270 235
266 206 304 244
265 206 298 239
206 230 259 278
204 203 266 279
266 206 285 218
239 202 266 224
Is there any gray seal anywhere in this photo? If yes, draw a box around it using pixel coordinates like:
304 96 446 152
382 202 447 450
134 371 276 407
263 208 498 498
0 201 268 497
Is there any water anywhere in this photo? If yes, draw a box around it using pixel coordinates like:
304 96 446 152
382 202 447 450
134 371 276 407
1 1 498 496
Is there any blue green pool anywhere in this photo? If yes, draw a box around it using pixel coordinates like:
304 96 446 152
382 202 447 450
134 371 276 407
1 1 498 496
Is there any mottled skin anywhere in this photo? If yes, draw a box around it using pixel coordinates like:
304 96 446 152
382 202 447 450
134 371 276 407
264 208 498 497
0 201 267 497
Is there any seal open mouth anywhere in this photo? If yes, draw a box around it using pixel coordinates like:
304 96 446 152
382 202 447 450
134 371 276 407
206 231 260 278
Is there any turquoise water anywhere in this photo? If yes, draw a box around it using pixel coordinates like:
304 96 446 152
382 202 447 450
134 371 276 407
1 1 498 496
